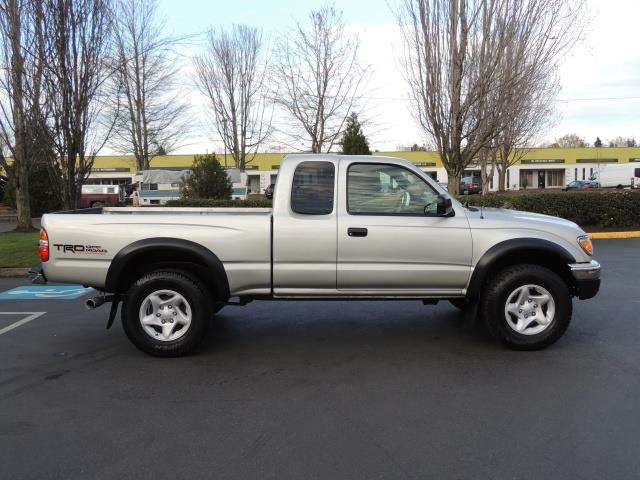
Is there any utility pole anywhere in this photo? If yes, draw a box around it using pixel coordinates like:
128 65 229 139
222 118 228 167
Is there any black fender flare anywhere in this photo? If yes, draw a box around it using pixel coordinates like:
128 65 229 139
466 238 576 298
105 237 230 299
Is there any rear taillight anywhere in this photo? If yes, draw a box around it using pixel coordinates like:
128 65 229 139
39 228 49 262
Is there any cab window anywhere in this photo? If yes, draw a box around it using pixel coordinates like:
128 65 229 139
348 163 439 215
291 161 335 215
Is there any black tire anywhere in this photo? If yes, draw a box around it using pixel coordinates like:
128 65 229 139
213 302 225 314
449 298 471 311
121 270 212 357
480 264 572 350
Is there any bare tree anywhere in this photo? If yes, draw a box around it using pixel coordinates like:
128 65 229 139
195 25 270 171
493 41 560 191
607 136 636 148
0 0 47 231
110 0 190 171
272 5 367 153
42 0 113 209
548 133 589 148
396 0 586 194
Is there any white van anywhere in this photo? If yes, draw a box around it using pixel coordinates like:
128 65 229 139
592 164 640 189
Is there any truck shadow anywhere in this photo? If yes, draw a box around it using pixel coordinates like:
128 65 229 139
199 300 494 356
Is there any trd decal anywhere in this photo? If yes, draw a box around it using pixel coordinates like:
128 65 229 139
53 244 107 255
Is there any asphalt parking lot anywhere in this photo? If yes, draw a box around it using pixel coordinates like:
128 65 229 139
0 239 639 480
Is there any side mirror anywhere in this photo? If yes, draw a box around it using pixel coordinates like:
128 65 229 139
436 194 454 217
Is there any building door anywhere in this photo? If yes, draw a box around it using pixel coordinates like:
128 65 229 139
538 171 546 189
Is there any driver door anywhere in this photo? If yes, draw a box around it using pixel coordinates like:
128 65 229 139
337 162 472 292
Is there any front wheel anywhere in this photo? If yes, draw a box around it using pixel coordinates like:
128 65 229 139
480 265 572 350
121 271 211 357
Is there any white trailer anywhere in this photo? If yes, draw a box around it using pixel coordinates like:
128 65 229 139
592 163 640 189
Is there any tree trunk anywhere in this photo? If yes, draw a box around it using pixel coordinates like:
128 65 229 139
14 164 32 232
447 171 461 195
498 168 507 192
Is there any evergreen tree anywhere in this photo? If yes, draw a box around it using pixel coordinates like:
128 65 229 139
594 137 602 148
340 113 371 155
182 154 232 199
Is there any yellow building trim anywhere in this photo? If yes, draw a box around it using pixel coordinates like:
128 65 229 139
87 147 640 171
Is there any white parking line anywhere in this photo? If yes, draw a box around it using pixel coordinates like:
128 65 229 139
0 312 46 336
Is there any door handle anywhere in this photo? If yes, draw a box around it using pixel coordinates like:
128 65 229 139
347 227 368 237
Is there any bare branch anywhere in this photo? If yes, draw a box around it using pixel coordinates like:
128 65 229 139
271 5 368 153
108 0 191 171
395 0 587 194
41 0 114 209
195 24 271 171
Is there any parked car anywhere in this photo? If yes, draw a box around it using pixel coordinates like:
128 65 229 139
460 176 482 194
37 154 600 356
231 186 248 200
264 183 275 199
437 182 448 192
562 180 599 191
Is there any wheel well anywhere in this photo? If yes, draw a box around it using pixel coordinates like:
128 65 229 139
106 244 230 303
469 248 576 299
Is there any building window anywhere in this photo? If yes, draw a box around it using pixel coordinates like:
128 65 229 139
574 168 577 181
582 168 585 180
291 161 335 215
507 170 510 188
546 170 565 187
519 170 535 189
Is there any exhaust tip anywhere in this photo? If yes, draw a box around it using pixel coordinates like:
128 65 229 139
85 297 105 310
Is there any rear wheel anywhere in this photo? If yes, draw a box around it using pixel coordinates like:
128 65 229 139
480 264 572 350
121 270 212 357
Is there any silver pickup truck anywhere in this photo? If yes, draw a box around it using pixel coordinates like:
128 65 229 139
37 154 601 356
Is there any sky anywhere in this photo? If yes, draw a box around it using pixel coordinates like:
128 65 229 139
158 0 640 153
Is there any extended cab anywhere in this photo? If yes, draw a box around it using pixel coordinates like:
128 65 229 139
38 155 601 356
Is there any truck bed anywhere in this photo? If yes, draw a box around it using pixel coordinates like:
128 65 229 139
41 207 273 295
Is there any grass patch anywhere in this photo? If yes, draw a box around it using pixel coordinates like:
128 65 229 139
0 231 39 268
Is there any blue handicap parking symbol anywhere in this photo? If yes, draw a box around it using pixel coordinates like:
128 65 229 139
0 285 94 300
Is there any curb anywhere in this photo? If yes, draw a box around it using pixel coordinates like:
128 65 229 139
588 231 640 240
0 268 30 278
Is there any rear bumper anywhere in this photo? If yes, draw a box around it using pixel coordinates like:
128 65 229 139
569 260 601 300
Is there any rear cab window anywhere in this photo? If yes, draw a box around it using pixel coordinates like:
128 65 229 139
291 161 335 215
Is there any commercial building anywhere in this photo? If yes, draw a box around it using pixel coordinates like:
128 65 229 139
85 147 640 193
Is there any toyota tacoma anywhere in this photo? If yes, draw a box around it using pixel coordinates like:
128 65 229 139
36 155 601 356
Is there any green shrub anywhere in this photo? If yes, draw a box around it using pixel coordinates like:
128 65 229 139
456 190 640 228
166 198 272 208
181 153 232 199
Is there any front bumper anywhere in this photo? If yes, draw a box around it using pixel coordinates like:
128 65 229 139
569 260 601 299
